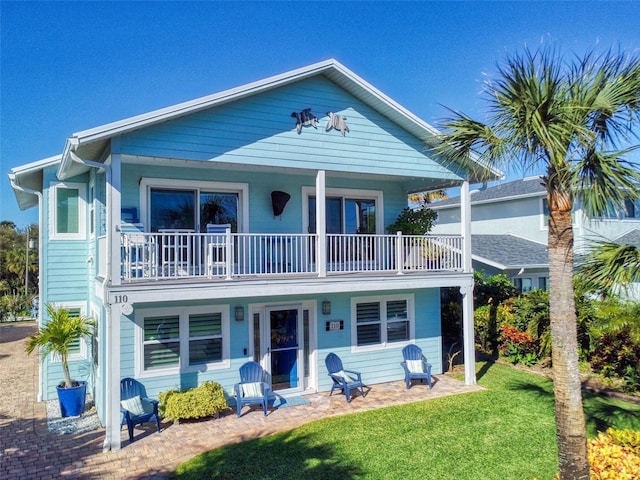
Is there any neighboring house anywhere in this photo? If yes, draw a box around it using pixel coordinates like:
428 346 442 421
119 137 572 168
9 59 491 450
431 176 640 292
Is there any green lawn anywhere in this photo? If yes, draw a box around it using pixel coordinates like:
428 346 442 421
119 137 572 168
172 362 640 480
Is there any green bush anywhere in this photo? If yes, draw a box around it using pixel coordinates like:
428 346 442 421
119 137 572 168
159 381 229 422
386 206 437 235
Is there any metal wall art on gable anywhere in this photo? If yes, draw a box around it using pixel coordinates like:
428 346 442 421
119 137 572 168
325 112 349 136
291 108 319 133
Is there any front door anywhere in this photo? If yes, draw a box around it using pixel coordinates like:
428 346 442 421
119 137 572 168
266 306 302 392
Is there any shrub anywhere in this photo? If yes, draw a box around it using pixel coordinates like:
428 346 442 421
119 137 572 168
589 328 640 393
498 324 539 366
386 206 437 235
159 381 229 422
588 429 640 479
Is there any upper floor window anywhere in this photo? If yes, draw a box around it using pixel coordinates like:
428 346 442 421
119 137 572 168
303 187 383 235
541 198 549 229
51 183 86 240
140 178 247 233
351 294 414 352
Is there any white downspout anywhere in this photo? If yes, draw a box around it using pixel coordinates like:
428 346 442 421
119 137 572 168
9 176 45 400
67 149 121 451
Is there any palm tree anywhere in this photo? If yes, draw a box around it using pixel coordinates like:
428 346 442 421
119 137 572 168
435 48 640 479
25 303 95 388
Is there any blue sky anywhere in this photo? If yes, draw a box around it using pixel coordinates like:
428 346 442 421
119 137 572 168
2 1 639 227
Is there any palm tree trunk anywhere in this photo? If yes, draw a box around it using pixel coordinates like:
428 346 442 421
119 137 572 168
548 200 589 480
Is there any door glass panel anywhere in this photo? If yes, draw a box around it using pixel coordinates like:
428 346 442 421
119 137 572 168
199 192 238 232
150 189 196 231
345 199 376 234
270 309 298 390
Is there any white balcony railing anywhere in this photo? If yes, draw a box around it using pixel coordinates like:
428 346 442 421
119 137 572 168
120 231 463 282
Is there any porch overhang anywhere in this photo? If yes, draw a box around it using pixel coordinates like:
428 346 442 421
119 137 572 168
106 272 473 306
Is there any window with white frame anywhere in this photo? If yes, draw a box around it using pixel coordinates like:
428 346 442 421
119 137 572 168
50 182 86 240
136 305 230 375
50 303 88 362
139 178 248 233
351 294 413 350
303 186 384 235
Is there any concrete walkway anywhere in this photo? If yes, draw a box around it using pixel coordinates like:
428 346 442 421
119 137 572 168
1 321 483 479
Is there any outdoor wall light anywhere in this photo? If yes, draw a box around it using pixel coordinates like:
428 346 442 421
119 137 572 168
322 301 331 315
235 306 245 322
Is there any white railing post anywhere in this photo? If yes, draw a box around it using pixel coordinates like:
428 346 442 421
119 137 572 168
225 228 233 280
396 231 404 275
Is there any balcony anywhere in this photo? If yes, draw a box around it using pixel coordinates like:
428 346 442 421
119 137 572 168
120 230 464 282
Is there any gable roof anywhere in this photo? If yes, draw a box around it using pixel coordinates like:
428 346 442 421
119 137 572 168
58 59 500 181
432 176 546 209
472 234 548 270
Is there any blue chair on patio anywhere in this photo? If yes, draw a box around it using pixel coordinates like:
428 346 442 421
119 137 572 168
401 344 432 389
120 377 161 442
234 361 270 417
325 352 365 403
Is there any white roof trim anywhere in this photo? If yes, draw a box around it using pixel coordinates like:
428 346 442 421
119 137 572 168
67 59 439 148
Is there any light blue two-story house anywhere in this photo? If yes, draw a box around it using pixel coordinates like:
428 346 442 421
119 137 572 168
10 60 491 450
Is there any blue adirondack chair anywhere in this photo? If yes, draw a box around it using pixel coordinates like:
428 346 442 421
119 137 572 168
120 377 161 442
234 361 270 417
401 344 432 389
325 352 365 403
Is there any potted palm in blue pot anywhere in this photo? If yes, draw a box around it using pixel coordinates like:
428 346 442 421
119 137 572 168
26 303 95 417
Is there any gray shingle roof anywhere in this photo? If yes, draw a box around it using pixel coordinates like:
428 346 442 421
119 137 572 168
472 234 548 269
614 228 640 247
432 176 546 208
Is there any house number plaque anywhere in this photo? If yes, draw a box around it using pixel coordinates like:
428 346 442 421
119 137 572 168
326 320 344 331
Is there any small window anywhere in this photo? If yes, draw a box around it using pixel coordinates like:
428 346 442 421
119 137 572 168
51 183 86 239
50 303 88 362
541 198 549 229
89 184 95 237
356 302 381 346
352 295 413 351
143 315 181 371
538 277 548 290
188 312 222 366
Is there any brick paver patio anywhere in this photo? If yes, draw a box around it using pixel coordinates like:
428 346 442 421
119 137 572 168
1 321 483 479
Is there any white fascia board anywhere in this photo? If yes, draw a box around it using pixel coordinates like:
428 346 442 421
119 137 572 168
10 154 61 176
69 59 341 147
472 255 507 271
106 273 473 305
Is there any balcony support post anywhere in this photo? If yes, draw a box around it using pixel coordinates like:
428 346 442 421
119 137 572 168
316 170 327 277
461 180 472 273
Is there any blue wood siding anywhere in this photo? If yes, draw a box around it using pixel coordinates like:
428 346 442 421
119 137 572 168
121 163 409 231
117 77 458 181
121 288 441 402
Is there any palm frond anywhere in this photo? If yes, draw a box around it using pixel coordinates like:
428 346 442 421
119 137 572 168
572 147 640 218
577 241 640 297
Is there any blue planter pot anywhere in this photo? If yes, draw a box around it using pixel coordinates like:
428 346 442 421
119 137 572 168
56 381 87 417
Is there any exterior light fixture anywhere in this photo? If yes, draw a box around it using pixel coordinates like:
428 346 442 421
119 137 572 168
322 301 331 315
235 306 244 322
